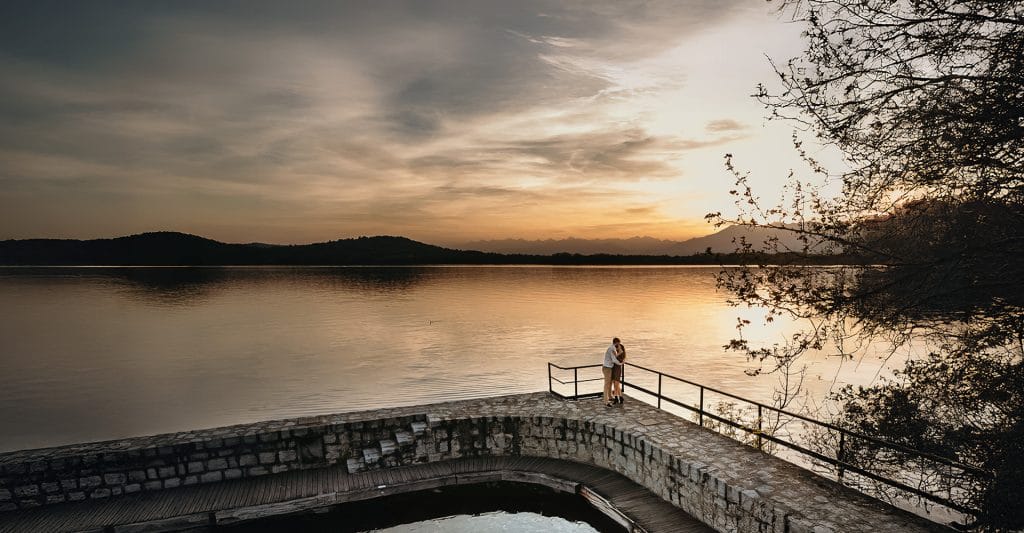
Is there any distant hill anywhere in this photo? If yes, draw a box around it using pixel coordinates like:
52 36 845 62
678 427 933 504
0 229 844 266
0 232 494 266
461 225 815 255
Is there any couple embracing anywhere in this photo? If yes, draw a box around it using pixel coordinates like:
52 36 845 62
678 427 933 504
602 337 626 407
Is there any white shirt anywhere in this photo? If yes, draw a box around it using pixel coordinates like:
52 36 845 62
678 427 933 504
603 344 620 368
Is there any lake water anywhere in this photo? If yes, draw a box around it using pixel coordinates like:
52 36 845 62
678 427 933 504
0 266 895 452
232 480 621 532
366 512 599 533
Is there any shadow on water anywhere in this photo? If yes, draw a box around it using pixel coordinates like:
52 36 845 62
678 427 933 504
306 266 433 293
0 266 436 306
217 482 623 532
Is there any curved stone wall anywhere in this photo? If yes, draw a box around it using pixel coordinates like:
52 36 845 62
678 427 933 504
0 393 941 533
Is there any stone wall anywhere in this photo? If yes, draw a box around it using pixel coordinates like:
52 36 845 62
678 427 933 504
0 394 938 533
0 413 427 512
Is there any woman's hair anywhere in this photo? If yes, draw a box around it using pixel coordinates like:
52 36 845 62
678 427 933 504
617 344 626 358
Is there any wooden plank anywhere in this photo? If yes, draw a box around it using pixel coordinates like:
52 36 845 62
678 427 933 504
334 465 349 493
116 511 211 533
384 467 401 488
107 495 137 526
393 465 412 484
314 467 328 496
255 474 273 506
225 475 251 510
153 489 184 522
64 496 111 530
113 493 149 526
307 468 319 497
249 474 271 505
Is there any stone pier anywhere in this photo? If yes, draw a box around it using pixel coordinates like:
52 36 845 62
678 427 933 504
0 392 947 532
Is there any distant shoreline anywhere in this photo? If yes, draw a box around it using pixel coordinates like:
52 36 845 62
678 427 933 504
0 231 861 267
0 263 861 268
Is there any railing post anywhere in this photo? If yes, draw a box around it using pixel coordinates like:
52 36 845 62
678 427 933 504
541 361 986 512
838 430 846 482
698 386 704 427
621 364 626 394
573 367 579 400
657 373 662 409
757 405 763 451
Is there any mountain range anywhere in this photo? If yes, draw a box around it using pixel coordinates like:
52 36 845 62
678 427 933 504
458 225 810 255
0 226 828 266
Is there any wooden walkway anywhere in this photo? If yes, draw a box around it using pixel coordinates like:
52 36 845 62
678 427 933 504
0 456 713 533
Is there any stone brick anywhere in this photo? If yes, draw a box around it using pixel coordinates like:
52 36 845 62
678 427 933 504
90 488 112 499
278 450 297 463
325 445 344 461
40 482 61 494
144 480 162 491
163 478 181 489
259 452 277 465
187 461 205 474
124 483 141 494
79 476 102 489
200 471 222 483
248 466 269 476
0 489 10 501
207 458 228 470
239 454 257 466
225 468 243 480
104 473 126 485
158 466 176 478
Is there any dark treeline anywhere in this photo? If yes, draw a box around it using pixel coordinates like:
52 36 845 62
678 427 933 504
0 231 859 266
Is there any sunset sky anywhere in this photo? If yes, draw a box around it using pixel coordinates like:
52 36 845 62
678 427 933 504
0 1 815 246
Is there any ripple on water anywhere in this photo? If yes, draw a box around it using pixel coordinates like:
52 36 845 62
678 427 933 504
0 266 900 451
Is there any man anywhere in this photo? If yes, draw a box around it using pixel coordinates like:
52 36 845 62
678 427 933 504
603 337 622 407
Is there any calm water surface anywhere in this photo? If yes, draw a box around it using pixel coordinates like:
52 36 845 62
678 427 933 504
0 267 895 452
367 512 598 533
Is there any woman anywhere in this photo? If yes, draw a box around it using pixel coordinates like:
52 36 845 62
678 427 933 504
611 343 626 404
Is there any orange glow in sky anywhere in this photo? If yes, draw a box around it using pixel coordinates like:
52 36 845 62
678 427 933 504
0 1 814 246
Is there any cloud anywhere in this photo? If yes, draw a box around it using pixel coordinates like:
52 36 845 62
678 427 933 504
0 0 760 242
706 119 748 132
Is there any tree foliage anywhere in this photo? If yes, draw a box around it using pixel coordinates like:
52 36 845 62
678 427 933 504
707 1 1024 529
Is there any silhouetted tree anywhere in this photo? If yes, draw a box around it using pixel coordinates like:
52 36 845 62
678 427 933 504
707 1 1024 529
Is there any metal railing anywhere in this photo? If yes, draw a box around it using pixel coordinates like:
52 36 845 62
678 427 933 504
547 361 991 516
